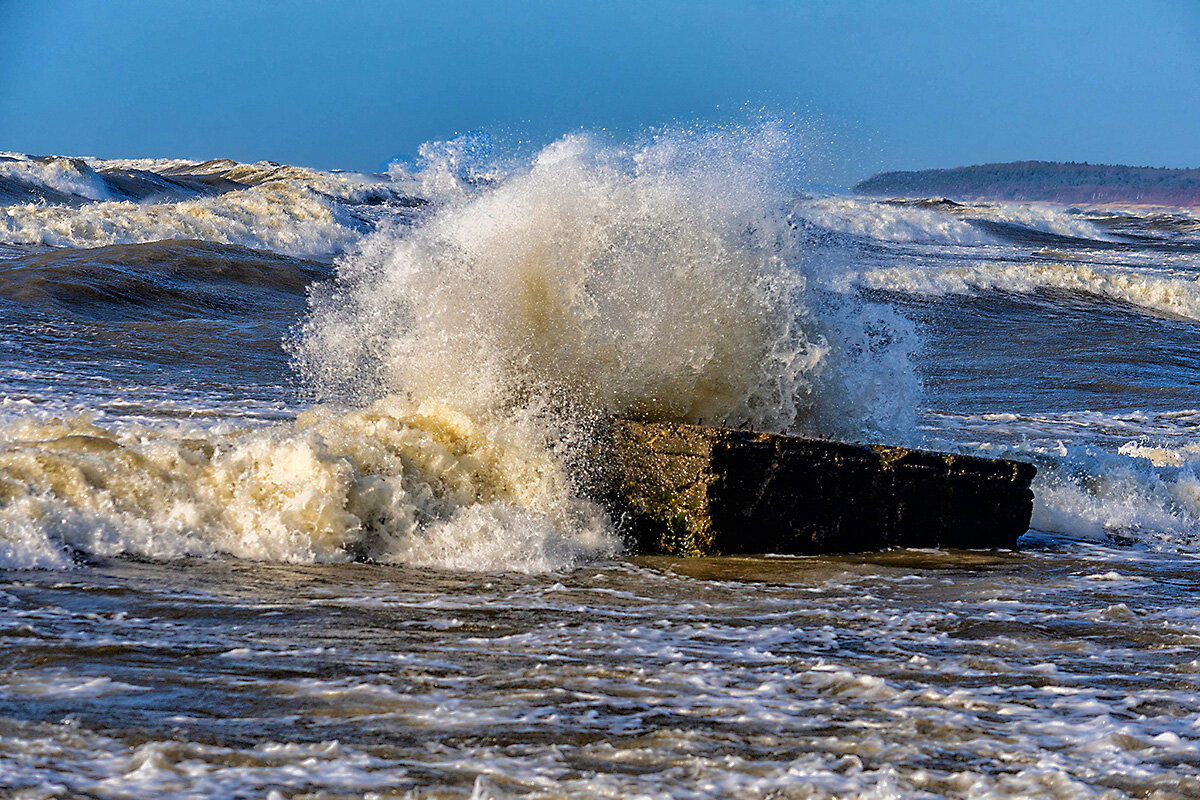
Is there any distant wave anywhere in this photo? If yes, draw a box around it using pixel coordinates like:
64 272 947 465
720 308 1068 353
0 155 113 204
964 202 1116 241
792 197 993 244
0 152 416 206
791 196 1114 246
858 260 1200 321
1091 208 1200 244
0 154 423 258
0 180 366 257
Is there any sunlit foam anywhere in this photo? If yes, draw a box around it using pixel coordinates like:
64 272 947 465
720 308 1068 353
792 196 1113 245
0 124 922 571
296 124 921 438
0 399 613 571
0 180 363 258
859 260 1200 321
0 155 112 202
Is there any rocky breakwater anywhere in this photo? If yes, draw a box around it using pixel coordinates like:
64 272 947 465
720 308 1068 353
588 420 1036 556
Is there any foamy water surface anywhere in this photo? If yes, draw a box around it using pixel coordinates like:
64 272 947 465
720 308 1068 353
2 550 1197 799
1 127 1199 797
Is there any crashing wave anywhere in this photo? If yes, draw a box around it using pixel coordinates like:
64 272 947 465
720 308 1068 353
296 125 920 438
0 398 613 571
0 124 922 571
857 259 1200 320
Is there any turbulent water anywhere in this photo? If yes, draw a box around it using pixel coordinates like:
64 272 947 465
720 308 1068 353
1 129 1198 798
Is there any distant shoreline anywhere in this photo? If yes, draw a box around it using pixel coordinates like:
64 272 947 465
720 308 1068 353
854 161 1200 207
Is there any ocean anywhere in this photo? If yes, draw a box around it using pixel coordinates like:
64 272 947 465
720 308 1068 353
1 125 1198 799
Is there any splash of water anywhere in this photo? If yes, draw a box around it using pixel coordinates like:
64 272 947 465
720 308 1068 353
0 123 922 571
295 124 919 439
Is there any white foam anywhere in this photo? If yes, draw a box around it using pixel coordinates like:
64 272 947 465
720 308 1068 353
970 201 1113 240
925 411 1200 551
0 179 362 257
859 260 1200 320
0 155 112 202
385 130 506 202
0 725 415 800
792 196 1113 246
201 161 403 204
1019 444 1200 549
297 126 920 439
1117 441 1200 467
793 197 992 244
2 673 147 698
0 399 615 572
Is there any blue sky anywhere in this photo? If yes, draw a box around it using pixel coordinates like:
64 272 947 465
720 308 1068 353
1 0 1197 184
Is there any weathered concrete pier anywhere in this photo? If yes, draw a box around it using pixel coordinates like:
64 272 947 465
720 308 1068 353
589 420 1036 556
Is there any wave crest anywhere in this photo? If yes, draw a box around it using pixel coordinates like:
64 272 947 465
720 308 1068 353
0 180 364 258
860 260 1200 320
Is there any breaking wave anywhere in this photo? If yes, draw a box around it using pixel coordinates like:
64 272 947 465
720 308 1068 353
0 399 610 571
793 197 992 244
296 126 921 438
1032 451 1200 550
0 181 366 258
792 196 1114 245
930 411 1200 552
0 154 113 204
0 153 426 259
967 201 1115 241
0 124 921 571
858 259 1200 320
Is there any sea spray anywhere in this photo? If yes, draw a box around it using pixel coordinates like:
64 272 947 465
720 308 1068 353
295 125 921 437
0 124 922 570
1031 448 1200 549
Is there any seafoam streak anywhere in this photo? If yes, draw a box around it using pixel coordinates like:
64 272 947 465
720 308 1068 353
0 181 364 258
861 260 1200 320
